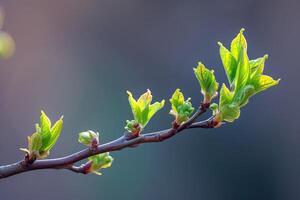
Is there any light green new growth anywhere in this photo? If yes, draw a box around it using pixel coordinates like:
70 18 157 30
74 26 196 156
169 89 195 125
216 28 280 122
194 62 219 104
78 130 99 146
87 153 114 175
9 28 278 177
20 111 63 159
125 89 165 134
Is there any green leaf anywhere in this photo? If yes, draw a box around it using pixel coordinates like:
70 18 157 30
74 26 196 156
169 89 184 113
230 28 247 60
234 47 250 92
233 85 255 107
44 116 63 151
220 103 240 122
126 90 164 132
169 89 194 124
28 132 42 153
78 130 99 146
218 84 241 122
194 62 219 103
215 29 279 123
127 91 142 122
251 75 280 93
147 100 165 122
137 89 152 111
218 42 237 84
250 55 268 80
219 84 234 108
209 103 219 116
88 152 114 175
40 111 51 150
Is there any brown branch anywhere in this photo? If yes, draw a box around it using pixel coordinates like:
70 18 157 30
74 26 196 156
0 104 218 179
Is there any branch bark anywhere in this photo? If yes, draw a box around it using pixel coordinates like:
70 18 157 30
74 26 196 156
0 104 217 179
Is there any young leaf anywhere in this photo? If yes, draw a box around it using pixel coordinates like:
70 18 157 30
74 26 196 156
219 84 234 108
127 91 142 122
40 111 51 150
220 103 240 123
126 90 164 133
28 132 42 154
209 103 219 116
233 85 255 107
251 75 280 93
44 116 63 151
169 89 194 124
194 62 219 103
234 47 250 92
147 100 165 125
137 89 152 111
21 111 63 159
218 42 237 84
87 152 114 175
230 28 247 60
170 89 185 113
216 29 279 123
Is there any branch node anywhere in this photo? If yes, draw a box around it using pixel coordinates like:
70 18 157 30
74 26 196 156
22 153 36 167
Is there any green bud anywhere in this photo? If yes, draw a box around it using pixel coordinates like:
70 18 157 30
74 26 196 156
87 152 114 175
194 62 219 103
28 132 42 155
125 120 141 136
20 111 63 159
126 90 165 133
169 89 194 125
78 130 99 146
209 103 219 116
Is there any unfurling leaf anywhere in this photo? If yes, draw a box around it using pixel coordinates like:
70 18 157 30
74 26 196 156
234 47 250 92
217 29 280 123
87 153 114 175
194 62 219 103
21 111 63 159
219 84 234 108
220 103 240 123
251 75 280 94
218 84 240 122
218 42 237 85
78 130 99 147
169 89 194 125
230 28 247 60
126 90 165 134
209 103 219 116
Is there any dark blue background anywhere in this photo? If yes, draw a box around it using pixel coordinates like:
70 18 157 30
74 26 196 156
0 0 298 199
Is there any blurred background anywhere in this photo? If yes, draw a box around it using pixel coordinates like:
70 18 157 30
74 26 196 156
0 0 298 199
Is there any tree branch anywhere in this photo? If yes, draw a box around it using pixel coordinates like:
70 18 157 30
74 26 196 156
0 104 217 179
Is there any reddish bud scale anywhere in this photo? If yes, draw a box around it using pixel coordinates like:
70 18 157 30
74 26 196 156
91 138 99 150
201 102 210 111
82 161 93 174
172 121 180 130
130 123 141 137
211 116 222 128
